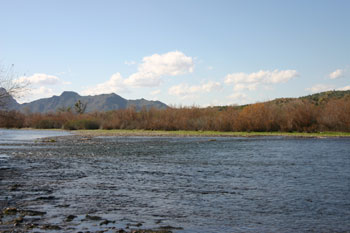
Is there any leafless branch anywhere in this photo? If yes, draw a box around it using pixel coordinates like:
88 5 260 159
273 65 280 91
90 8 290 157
0 64 29 109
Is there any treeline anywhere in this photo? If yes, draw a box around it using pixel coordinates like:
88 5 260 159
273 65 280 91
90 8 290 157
0 97 349 132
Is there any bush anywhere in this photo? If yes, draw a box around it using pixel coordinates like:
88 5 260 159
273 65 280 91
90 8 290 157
0 111 25 128
34 119 61 129
63 119 100 130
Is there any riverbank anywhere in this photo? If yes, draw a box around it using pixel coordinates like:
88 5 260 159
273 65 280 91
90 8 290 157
2 128 350 138
74 129 350 138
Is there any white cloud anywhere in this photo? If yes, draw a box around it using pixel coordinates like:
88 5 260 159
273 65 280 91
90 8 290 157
233 83 258 91
329 69 344 79
125 72 163 87
17 86 56 104
225 69 298 90
81 51 195 95
169 81 221 98
337 85 350 91
13 73 73 103
15 73 61 85
81 73 129 95
207 66 213 70
125 51 194 87
124 60 136 66
150 89 161 95
227 92 250 105
305 84 334 93
201 81 222 92
30 86 55 96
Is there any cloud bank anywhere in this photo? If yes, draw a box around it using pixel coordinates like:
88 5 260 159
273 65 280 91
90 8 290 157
169 81 221 98
81 73 128 95
15 73 61 85
225 69 298 91
83 51 194 95
14 73 71 103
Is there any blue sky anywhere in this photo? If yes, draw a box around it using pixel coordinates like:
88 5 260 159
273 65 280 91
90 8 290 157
1 0 349 106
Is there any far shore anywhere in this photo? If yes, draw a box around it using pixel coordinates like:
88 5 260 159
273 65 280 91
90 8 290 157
73 129 350 138
2 128 350 138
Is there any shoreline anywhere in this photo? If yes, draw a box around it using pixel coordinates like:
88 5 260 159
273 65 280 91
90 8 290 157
74 129 350 138
2 128 350 138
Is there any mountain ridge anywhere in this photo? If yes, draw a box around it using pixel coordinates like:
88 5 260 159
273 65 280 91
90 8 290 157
6 91 168 113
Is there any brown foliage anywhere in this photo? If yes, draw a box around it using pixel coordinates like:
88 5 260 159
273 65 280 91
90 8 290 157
318 97 350 131
1 97 350 132
0 111 26 128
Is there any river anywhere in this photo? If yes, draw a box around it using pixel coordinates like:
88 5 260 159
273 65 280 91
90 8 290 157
0 129 349 232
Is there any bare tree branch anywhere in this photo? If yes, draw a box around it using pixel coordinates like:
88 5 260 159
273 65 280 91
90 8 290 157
0 64 29 109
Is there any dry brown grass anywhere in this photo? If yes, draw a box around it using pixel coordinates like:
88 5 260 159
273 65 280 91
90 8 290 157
1 98 350 132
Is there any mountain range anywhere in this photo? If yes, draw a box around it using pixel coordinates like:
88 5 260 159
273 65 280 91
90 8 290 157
2 90 168 113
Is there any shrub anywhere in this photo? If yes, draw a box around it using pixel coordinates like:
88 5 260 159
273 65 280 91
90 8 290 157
34 119 61 129
63 119 100 130
0 111 25 128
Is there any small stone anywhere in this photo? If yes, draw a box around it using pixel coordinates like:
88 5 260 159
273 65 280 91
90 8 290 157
36 195 55 200
41 224 62 230
55 204 70 208
25 223 39 229
66 215 76 222
9 184 20 191
21 209 46 216
99 219 115 225
14 216 24 224
159 225 184 230
3 207 17 215
85 214 102 221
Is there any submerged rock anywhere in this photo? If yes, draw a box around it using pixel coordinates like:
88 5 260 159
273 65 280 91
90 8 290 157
9 184 21 191
21 209 46 216
41 224 62 230
35 195 55 200
66 214 76 222
159 225 184 230
129 230 173 233
85 214 102 221
3 207 17 215
99 219 115 225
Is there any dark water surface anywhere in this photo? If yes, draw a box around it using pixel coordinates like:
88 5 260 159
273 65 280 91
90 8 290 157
0 130 349 232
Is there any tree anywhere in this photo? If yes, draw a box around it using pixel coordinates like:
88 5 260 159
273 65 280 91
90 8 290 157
0 64 28 109
74 100 87 114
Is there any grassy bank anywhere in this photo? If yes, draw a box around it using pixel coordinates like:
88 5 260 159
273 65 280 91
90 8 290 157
75 129 350 138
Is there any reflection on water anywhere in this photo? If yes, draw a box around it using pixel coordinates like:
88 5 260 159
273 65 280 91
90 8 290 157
0 132 350 232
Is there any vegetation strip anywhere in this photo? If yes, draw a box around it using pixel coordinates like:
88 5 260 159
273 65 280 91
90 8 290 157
1 90 350 133
75 129 350 138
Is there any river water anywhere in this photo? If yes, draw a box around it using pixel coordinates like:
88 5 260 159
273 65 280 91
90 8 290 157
0 129 349 232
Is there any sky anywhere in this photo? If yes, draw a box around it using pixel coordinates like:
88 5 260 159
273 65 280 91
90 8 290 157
0 0 349 106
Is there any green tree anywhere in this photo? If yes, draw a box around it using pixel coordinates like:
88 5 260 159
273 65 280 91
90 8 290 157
74 100 87 114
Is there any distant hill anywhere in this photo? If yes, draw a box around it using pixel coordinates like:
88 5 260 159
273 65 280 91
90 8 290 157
300 90 350 105
211 90 350 111
269 90 350 106
6 91 168 113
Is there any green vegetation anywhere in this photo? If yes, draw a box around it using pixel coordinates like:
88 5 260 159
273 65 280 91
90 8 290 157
301 90 350 105
63 119 100 130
